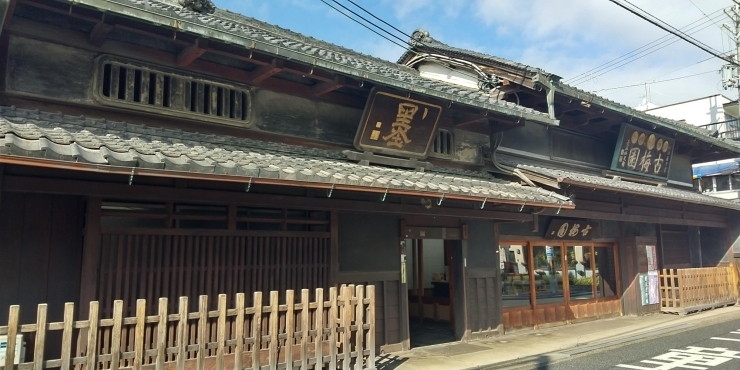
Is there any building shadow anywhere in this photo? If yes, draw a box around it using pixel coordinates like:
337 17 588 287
531 355 551 369
375 354 408 369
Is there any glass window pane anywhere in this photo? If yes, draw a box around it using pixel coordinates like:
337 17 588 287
499 244 531 308
566 246 594 300
733 175 740 190
717 176 730 192
595 246 618 298
532 245 564 304
700 177 713 193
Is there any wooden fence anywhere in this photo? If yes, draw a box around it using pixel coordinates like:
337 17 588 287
0 285 374 370
659 267 737 315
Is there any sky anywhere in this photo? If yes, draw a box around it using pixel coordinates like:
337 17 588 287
213 0 738 109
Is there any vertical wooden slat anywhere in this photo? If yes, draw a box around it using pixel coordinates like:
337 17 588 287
300 289 309 370
284 291 295 370
366 285 375 368
125 68 135 101
330 212 339 287
32 304 48 370
86 302 100 370
176 297 188 370
4 305 19 369
216 295 227 370
140 71 150 104
416 240 424 324
251 292 263 370
268 291 279 370
156 298 168 370
328 287 338 370
354 287 364 370
197 296 208 370
110 300 124 370
155 74 165 107
234 293 245 370
60 303 75 370
133 300 146 370
342 286 352 370
110 65 120 98
315 288 324 369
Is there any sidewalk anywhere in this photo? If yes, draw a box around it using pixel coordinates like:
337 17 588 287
377 305 740 370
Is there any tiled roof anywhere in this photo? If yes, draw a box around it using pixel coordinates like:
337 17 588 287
0 106 570 206
399 30 740 154
67 0 553 125
518 164 740 211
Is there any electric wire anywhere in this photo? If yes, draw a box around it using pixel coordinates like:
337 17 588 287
566 7 724 83
592 70 717 92
609 0 738 67
568 10 727 85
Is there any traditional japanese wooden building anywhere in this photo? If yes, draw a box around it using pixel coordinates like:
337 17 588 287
1 0 739 354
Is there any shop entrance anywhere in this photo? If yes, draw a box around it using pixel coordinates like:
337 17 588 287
406 236 459 348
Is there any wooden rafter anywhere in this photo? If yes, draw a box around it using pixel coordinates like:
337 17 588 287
311 75 345 96
176 37 209 67
89 20 114 47
249 58 284 84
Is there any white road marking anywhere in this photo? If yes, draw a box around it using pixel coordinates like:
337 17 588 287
711 337 740 342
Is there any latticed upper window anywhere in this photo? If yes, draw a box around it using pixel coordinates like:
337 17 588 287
432 129 454 156
94 56 252 126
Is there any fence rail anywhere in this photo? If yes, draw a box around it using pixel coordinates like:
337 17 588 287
0 285 375 370
659 267 737 315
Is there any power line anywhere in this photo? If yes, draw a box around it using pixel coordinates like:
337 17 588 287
569 13 727 85
327 0 408 46
592 70 717 92
318 0 409 50
566 7 725 83
609 0 738 67
345 0 413 40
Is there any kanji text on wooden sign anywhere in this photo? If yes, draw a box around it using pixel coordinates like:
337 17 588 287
544 219 598 240
354 88 443 158
611 123 675 179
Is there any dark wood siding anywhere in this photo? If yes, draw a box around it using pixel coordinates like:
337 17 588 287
464 220 501 338
660 226 691 269
0 193 85 322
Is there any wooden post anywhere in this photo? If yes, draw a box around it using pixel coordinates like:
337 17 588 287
268 291 278 370
366 285 376 369
110 300 123 370
4 305 19 369
328 287 338 370
354 286 364 370
251 292 263 370
85 301 100 370
417 239 424 324
216 295 227 370
176 297 188 370
234 293 245 370
331 211 339 287
285 291 294 370
32 304 47 370
79 197 102 317
60 303 74 370
300 289 309 370
134 300 146 370
314 288 324 370
197 296 207 370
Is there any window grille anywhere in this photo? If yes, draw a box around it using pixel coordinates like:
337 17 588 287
432 129 454 156
94 56 252 126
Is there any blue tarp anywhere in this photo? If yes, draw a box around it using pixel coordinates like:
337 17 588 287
693 160 740 178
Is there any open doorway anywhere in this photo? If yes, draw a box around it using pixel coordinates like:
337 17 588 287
406 239 456 347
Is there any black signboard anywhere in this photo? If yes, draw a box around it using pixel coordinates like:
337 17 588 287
544 219 599 240
354 88 443 159
610 123 675 179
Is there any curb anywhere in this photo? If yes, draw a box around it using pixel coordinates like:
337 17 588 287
467 308 740 370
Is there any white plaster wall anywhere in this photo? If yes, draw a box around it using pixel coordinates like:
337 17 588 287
646 95 733 127
405 239 446 289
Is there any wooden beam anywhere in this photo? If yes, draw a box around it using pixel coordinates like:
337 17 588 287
177 37 209 67
311 75 345 96
249 58 284 84
78 197 102 317
0 0 17 31
1 175 537 222
455 115 490 129
88 20 114 47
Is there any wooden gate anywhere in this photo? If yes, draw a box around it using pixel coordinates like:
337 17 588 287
0 286 374 370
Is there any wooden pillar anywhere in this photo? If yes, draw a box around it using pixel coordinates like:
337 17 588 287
330 211 339 287
0 165 4 212
78 197 102 316
417 239 424 324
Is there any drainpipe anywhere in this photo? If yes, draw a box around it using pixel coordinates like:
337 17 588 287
532 72 561 126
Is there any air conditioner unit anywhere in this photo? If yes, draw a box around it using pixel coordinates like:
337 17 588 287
0 334 26 365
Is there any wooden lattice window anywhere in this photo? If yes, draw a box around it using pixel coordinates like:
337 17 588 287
94 56 252 126
432 129 454 156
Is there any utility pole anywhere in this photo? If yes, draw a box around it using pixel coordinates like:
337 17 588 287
722 1 740 129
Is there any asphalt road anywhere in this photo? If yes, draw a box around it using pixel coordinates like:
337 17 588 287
522 317 740 370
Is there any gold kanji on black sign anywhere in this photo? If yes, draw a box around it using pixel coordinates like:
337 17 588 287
611 123 675 179
545 219 598 240
354 88 443 158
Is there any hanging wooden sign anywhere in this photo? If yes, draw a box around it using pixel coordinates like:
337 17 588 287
354 88 443 159
544 219 598 240
610 123 675 179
